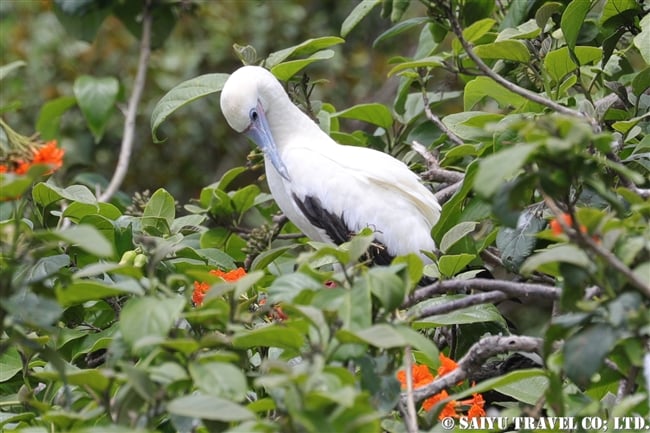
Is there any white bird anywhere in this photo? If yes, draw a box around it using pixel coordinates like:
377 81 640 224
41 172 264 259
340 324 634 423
220 66 441 265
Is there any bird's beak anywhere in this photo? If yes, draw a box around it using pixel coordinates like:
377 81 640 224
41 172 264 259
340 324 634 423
245 101 291 181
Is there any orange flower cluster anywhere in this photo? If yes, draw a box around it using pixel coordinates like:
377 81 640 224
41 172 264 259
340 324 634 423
397 353 486 420
549 213 587 236
0 140 64 175
192 267 247 306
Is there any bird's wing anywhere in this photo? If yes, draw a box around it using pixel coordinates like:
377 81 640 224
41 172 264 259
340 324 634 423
280 143 440 257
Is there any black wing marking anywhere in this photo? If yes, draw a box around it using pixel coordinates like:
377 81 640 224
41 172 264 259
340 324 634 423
292 194 394 266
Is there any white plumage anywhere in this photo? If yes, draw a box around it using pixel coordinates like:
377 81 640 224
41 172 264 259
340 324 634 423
220 66 440 264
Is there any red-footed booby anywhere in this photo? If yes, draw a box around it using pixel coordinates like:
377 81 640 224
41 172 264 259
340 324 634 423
220 66 440 265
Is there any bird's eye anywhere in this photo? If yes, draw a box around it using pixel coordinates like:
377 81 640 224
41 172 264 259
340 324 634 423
250 109 259 122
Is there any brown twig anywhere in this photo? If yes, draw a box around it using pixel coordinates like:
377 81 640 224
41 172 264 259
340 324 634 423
99 2 152 202
405 335 543 404
434 180 463 203
543 194 650 298
405 278 559 308
403 346 419 433
412 290 508 320
422 90 465 146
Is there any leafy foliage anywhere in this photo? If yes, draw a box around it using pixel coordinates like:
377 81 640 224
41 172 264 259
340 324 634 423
1 0 649 432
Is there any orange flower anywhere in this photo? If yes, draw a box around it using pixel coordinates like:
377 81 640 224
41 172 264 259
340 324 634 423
397 363 434 389
192 267 247 306
0 165 7 173
437 352 458 377
14 160 31 175
550 213 587 236
32 140 64 173
422 389 459 418
464 393 486 419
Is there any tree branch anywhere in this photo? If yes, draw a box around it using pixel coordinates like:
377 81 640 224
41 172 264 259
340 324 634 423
404 335 543 404
99 2 152 202
543 195 650 298
405 278 559 308
422 89 464 146
412 290 508 319
434 180 463 203
402 346 419 433
440 1 597 128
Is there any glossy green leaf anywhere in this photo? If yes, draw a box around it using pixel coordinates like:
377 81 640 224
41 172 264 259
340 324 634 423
271 50 335 80
561 0 591 51
73 75 119 142
474 143 537 197
464 76 541 111
43 224 113 257
520 244 591 275
33 182 97 207
373 17 429 47
496 211 545 272
265 36 345 68
56 280 144 306
440 221 477 253
189 361 248 401
453 18 496 53
438 253 476 277
142 188 175 235
151 73 229 142
473 40 530 63
333 103 393 129
564 324 616 386
341 0 381 37
0 347 23 382
496 19 540 40
365 267 406 312
633 15 650 64
120 297 186 350
413 297 508 328
232 325 305 351
36 96 77 140
387 55 444 77
544 46 603 83
167 394 255 421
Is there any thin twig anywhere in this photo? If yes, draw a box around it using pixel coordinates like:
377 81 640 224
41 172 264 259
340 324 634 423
440 2 597 128
422 90 464 146
412 291 508 319
543 194 650 298
405 278 559 308
403 346 419 433
434 180 463 203
404 335 543 404
99 2 152 202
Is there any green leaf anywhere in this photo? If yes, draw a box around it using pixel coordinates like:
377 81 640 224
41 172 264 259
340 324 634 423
632 67 650 96
496 211 545 271
35 368 111 392
413 297 508 328
373 17 430 47
449 369 547 405
438 254 476 277
265 36 345 68
496 19 540 40
440 221 477 253
167 394 254 422
33 182 98 207
453 18 496 53
73 75 119 142
365 267 406 312
474 143 537 197
56 280 144 307
119 297 186 351
53 1 111 41
473 40 530 62
441 111 503 141
142 188 175 235
271 50 335 81
544 46 603 83
0 347 23 382
151 73 229 142
63 201 121 222
36 96 78 139
338 324 407 348
561 0 591 51
189 361 248 401
520 244 591 275
564 324 616 386
332 103 393 129
464 76 541 111
341 0 381 37
0 60 26 81
633 15 650 64
232 325 305 351
43 224 113 257
600 0 640 25
387 55 444 77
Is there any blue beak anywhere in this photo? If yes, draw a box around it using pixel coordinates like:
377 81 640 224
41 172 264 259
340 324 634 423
245 101 291 181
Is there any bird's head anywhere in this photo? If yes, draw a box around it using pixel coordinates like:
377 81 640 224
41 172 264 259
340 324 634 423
220 66 291 180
